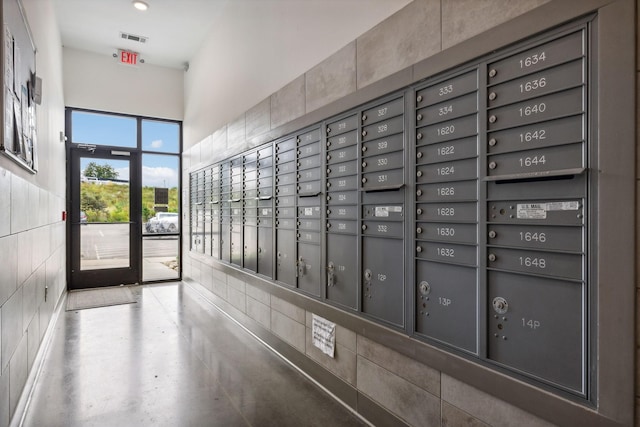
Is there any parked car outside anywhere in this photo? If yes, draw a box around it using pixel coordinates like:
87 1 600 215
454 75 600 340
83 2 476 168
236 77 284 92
146 212 179 233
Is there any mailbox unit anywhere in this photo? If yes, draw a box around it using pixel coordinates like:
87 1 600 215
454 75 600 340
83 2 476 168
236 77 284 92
189 21 597 401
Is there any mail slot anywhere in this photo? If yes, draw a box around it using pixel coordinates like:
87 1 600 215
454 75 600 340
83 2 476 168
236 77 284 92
362 168 404 190
487 224 582 252
275 137 296 153
298 128 321 145
298 180 322 195
327 160 358 178
417 69 478 107
487 270 584 392
488 59 583 108
416 136 479 165
326 190 358 205
488 200 584 225
275 160 296 175
327 145 358 164
298 167 322 183
362 236 404 327
276 217 296 230
257 155 273 170
416 241 477 266
327 130 357 150
275 149 296 164
298 206 322 218
327 234 358 309
418 114 478 145
487 143 583 178
327 205 358 219
362 221 403 238
416 260 477 352
276 207 295 219
298 219 320 231
417 92 478 125
488 87 584 131
327 220 358 234
244 151 257 164
275 184 295 197
362 97 404 125
487 30 584 85
298 230 321 244
416 202 478 222
297 243 321 297
362 115 404 142
328 175 358 191
488 247 583 280
257 145 272 159
363 204 404 221
362 133 403 158
416 222 477 245
362 150 404 173
416 180 478 203
327 114 358 136
275 195 295 207
298 154 321 170
416 158 477 184
298 141 321 159
487 114 583 155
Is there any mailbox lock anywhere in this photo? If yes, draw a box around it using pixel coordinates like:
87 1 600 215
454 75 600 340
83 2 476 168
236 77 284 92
362 114 367 122
326 168 331 174
362 161 367 168
326 196 331 201
488 138 497 147
362 224 367 231
327 262 336 287
416 95 423 102
488 68 497 78
489 115 497 124
326 222 331 228
416 133 423 140
326 126 331 133
362 130 368 137
416 246 423 253
417 114 423 121
362 178 368 184
364 269 373 281
488 230 497 239
419 281 431 296
488 92 497 101
416 189 422 197
489 161 497 170
416 227 423 234
416 171 423 177
327 141 332 147
362 146 367 152
488 253 497 262
327 154 332 160
416 151 423 159
416 208 423 215
492 297 508 314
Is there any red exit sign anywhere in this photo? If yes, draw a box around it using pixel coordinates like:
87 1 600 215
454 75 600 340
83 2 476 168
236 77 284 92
118 49 139 66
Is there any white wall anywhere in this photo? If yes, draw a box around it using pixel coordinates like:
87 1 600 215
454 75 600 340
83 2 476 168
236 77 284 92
183 0 411 148
63 47 184 120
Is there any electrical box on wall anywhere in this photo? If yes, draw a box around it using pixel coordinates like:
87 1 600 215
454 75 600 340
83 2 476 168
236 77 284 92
189 22 594 401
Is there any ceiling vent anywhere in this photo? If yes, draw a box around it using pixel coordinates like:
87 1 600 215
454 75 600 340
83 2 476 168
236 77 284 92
119 32 148 44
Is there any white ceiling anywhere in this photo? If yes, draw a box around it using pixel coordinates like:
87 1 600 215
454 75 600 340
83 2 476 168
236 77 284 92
53 0 411 70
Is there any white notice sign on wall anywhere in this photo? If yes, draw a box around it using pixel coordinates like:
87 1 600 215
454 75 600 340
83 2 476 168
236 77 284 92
312 314 336 358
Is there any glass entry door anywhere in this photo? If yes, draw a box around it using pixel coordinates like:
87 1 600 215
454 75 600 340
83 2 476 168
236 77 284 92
69 147 140 289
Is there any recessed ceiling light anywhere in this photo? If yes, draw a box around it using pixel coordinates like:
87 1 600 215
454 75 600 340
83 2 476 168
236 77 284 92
133 1 149 11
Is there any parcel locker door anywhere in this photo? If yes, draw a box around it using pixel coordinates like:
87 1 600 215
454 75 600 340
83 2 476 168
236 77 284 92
362 237 404 327
231 226 242 266
276 229 296 286
297 243 321 297
326 234 358 309
221 219 231 262
416 261 477 353
488 271 584 393
257 226 273 278
243 225 257 272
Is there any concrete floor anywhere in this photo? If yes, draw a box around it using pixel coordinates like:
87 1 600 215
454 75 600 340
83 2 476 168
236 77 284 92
20 283 367 427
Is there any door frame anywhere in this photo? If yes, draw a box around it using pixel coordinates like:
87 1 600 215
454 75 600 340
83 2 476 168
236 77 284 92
67 145 141 289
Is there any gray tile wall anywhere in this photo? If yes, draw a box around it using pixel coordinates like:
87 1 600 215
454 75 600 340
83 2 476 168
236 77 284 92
0 168 66 427
182 1 576 426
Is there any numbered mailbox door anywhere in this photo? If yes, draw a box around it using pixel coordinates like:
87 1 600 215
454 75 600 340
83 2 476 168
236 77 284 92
326 233 358 310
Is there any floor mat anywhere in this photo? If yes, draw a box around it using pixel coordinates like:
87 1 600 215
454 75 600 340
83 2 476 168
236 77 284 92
66 286 137 311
